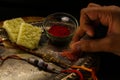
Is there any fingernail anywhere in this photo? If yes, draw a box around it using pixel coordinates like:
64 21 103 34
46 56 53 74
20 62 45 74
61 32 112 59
87 31 94 37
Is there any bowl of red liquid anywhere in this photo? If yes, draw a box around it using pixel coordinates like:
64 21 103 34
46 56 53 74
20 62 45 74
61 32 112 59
43 12 79 46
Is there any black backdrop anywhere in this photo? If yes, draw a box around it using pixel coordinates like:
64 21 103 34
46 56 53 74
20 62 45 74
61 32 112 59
0 0 120 80
0 0 120 21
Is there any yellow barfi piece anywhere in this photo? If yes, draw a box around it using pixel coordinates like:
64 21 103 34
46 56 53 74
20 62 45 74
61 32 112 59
2 18 25 42
16 23 42 49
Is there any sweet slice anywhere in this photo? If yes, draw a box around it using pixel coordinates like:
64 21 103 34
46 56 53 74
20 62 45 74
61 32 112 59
16 23 42 49
2 18 25 42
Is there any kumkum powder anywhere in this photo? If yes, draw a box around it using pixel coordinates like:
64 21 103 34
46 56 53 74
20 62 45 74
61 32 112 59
48 25 70 37
61 50 80 61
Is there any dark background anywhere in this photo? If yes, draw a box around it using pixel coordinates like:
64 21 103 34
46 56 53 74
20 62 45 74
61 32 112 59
0 0 120 80
0 0 120 21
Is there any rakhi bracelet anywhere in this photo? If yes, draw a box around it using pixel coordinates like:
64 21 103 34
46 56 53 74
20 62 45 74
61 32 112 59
0 55 25 65
71 65 98 80
61 69 84 80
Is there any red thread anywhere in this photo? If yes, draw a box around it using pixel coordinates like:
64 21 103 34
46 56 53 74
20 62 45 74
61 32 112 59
48 25 70 37
61 69 84 80
61 50 80 61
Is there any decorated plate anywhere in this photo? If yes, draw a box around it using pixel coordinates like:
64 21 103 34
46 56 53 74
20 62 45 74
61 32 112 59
0 16 99 80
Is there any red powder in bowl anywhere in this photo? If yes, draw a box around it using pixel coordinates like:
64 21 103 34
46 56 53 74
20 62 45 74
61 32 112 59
48 25 70 37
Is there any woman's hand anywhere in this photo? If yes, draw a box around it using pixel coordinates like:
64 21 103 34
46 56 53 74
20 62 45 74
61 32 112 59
70 3 120 56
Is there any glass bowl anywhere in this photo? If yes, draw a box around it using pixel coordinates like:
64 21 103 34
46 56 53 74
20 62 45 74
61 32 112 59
43 12 79 46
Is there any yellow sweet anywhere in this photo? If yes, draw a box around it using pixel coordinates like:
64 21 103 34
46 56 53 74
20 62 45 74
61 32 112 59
2 18 25 42
16 23 42 49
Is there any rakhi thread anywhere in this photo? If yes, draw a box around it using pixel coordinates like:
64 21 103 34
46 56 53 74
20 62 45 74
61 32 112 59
61 69 84 80
71 65 98 80
0 55 25 65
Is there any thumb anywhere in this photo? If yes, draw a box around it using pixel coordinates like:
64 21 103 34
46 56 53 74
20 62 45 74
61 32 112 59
70 38 110 52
